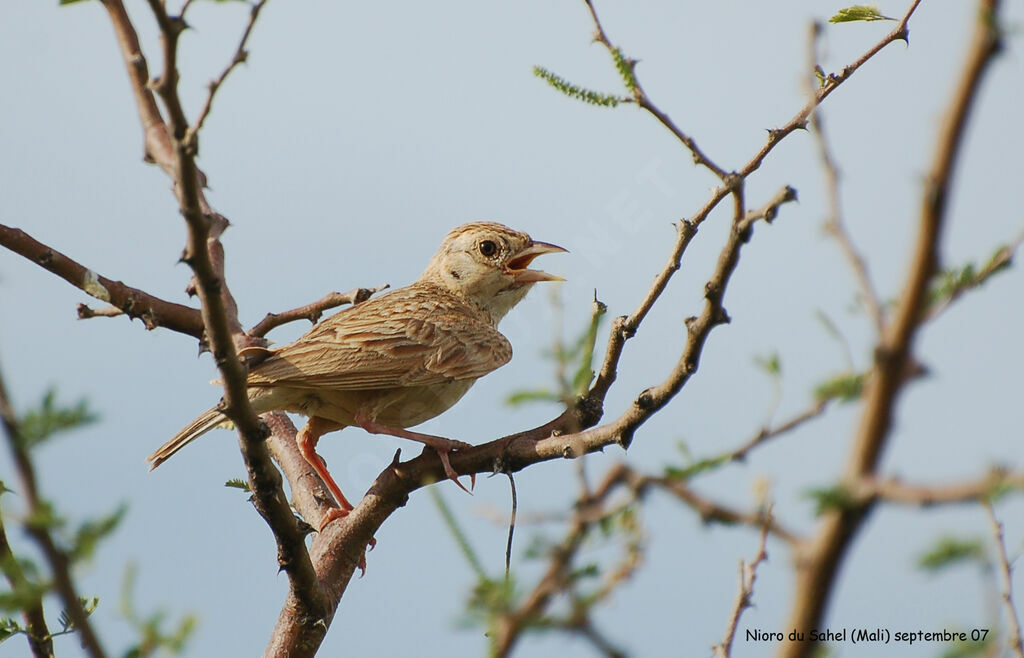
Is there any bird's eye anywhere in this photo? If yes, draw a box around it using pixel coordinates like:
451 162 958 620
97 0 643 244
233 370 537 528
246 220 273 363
478 240 498 258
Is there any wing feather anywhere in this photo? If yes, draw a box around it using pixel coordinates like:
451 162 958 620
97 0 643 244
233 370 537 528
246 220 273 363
246 286 511 391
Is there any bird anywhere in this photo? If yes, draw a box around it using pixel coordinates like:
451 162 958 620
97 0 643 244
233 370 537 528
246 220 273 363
148 222 566 530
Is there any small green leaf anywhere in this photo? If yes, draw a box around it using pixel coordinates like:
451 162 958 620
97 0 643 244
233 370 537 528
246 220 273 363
813 372 864 403
917 537 986 572
610 48 638 94
70 504 127 562
224 478 251 492
504 389 560 407
753 352 782 376
58 596 99 631
18 389 98 448
664 455 730 481
0 617 24 643
533 66 624 107
805 485 855 516
829 6 896 23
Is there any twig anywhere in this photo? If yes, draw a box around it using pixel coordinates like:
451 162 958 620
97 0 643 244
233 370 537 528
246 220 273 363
0 223 204 338
984 502 1024 658
492 462 643 657
186 0 270 151
807 22 885 335
729 399 830 462
76 304 125 320
0 511 54 658
713 511 772 658
582 0 728 179
857 469 1024 506
925 227 1024 321
780 2 1005 654
0 366 105 658
249 286 389 338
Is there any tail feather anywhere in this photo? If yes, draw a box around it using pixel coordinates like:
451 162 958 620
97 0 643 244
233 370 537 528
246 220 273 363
148 407 228 470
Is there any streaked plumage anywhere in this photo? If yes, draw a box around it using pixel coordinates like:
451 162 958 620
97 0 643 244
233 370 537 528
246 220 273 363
150 222 565 529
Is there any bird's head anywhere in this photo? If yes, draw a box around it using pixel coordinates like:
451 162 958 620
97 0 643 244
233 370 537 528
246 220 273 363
420 222 567 323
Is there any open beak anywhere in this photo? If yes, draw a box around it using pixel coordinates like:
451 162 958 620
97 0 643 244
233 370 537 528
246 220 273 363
508 240 568 284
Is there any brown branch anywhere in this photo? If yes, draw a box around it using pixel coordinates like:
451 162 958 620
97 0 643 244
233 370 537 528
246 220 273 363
76 304 125 320
491 463 641 657
984 502 1024 658
582 0 727 179
925 227 1024 321
265 173 800 650
0 367 105 658
779 2 1004 654
0 224 204 338
729 399 830 463
96 5 329 654
601 463 799 546
854 469 1024 506
249 286 389 338
186 0 270 151
586 0 920 402
0 511 53 658
807 23 885 335
713 510 772 658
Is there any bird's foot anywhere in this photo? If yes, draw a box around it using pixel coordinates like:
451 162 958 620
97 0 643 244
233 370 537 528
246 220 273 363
435 441 476 494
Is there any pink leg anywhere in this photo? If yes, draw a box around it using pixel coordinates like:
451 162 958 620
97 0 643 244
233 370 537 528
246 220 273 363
354 412 476 493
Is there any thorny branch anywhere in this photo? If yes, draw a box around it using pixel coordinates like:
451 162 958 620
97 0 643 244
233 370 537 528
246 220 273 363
0 223 205 338
713 513 772 658
0 509 53 658
3 0 1017 655
186 0 270 150
0 367 105 658
985 502 1024 658
249 286 389 338
807 22 885 336
779 1 1005 655
94 2 336 655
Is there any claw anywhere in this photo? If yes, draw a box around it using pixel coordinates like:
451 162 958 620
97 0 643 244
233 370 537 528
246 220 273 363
317 506 351 532
437 448 472 494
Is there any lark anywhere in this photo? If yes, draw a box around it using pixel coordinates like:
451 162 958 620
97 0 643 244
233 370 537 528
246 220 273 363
149 222 565 529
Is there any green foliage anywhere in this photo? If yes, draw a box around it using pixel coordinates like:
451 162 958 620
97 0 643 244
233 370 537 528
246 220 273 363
431 488 486 580
17 389 98 448
0 617 20 643
939 629 991 658
58 0 92 5
753 352 782 377
828 6 895 23
505 389 560 408
57 596 99 635
610 48 638 94
506 296 606 407
0 597 99 646
224 478 251 492
532 66 624 108
121 564 197 657
0 579 47 614
926 246 1012 311
813 372 864 403
70 504 127 562
664 454 730 482
805 485 855 516
917 536 987 572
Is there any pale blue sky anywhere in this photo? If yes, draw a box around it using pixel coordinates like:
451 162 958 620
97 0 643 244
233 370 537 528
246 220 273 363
2 1 1023 656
